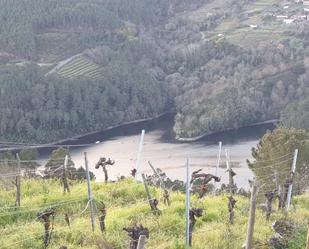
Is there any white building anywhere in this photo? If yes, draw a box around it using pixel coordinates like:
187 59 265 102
283 19 295 24
249 24 258 29
277 15 288 19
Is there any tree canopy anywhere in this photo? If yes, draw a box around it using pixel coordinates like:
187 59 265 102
0 64 169 143
248 127 309 194
0 0 309 141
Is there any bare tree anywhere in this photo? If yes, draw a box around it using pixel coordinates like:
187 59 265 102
95 157 115 182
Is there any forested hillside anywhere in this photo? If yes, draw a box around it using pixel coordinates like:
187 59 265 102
0 65 168 142
0 0 308 142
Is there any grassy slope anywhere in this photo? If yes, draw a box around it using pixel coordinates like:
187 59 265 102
0 178 308 249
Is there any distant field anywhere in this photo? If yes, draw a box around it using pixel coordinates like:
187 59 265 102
227 29 285 47
208 0 300 48
57 57 103 80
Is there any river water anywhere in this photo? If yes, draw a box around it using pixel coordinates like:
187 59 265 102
38 114 275 189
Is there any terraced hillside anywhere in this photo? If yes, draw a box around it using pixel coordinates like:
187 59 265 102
56 57 103 79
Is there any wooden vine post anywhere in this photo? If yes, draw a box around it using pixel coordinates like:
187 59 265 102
245 183 259 249
148 161 171 206
16 153 21 206
63 155 70 193
265 191 275 220
148 161 165 187
228 196 237 225
306 222 309 249
141 173 160 214
137 235 146 249
185 159 191 249
214 141 222 191
225 149 236 194
98 201 107 233
84 152 95 232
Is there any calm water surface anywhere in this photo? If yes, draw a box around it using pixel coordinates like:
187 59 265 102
39 114 275 189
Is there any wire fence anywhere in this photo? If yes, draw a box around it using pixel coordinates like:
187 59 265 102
0 174 307 249
0 137 307 248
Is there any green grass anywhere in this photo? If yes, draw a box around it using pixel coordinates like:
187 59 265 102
0 178 308 249
57 57 103 80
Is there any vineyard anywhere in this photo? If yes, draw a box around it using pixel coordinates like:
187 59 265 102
0 128 309 249
57 57 103 80
0 177 308 249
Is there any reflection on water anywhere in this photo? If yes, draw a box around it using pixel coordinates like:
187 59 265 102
39 114 275 189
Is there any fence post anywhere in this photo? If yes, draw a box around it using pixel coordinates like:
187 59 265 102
215 142 222 178
274 171 278 191
135 130 145 180
16 153 21 207
137 235 146 249
225 149 233 194
63 155 70 193
306 222 309 249
225 149 230 171
143 173 161 214
245 183 258 249
84 152 95 232
141 173 152 201
185 158 191 249
285 149 298 213
274 171 284 210
148 161 165 188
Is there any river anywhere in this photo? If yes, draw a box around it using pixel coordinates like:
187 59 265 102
39 114 275 189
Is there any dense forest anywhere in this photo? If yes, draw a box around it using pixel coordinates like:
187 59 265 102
173 40 307 137
280 61 309 130
0 0 308 142
0 65 168 142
